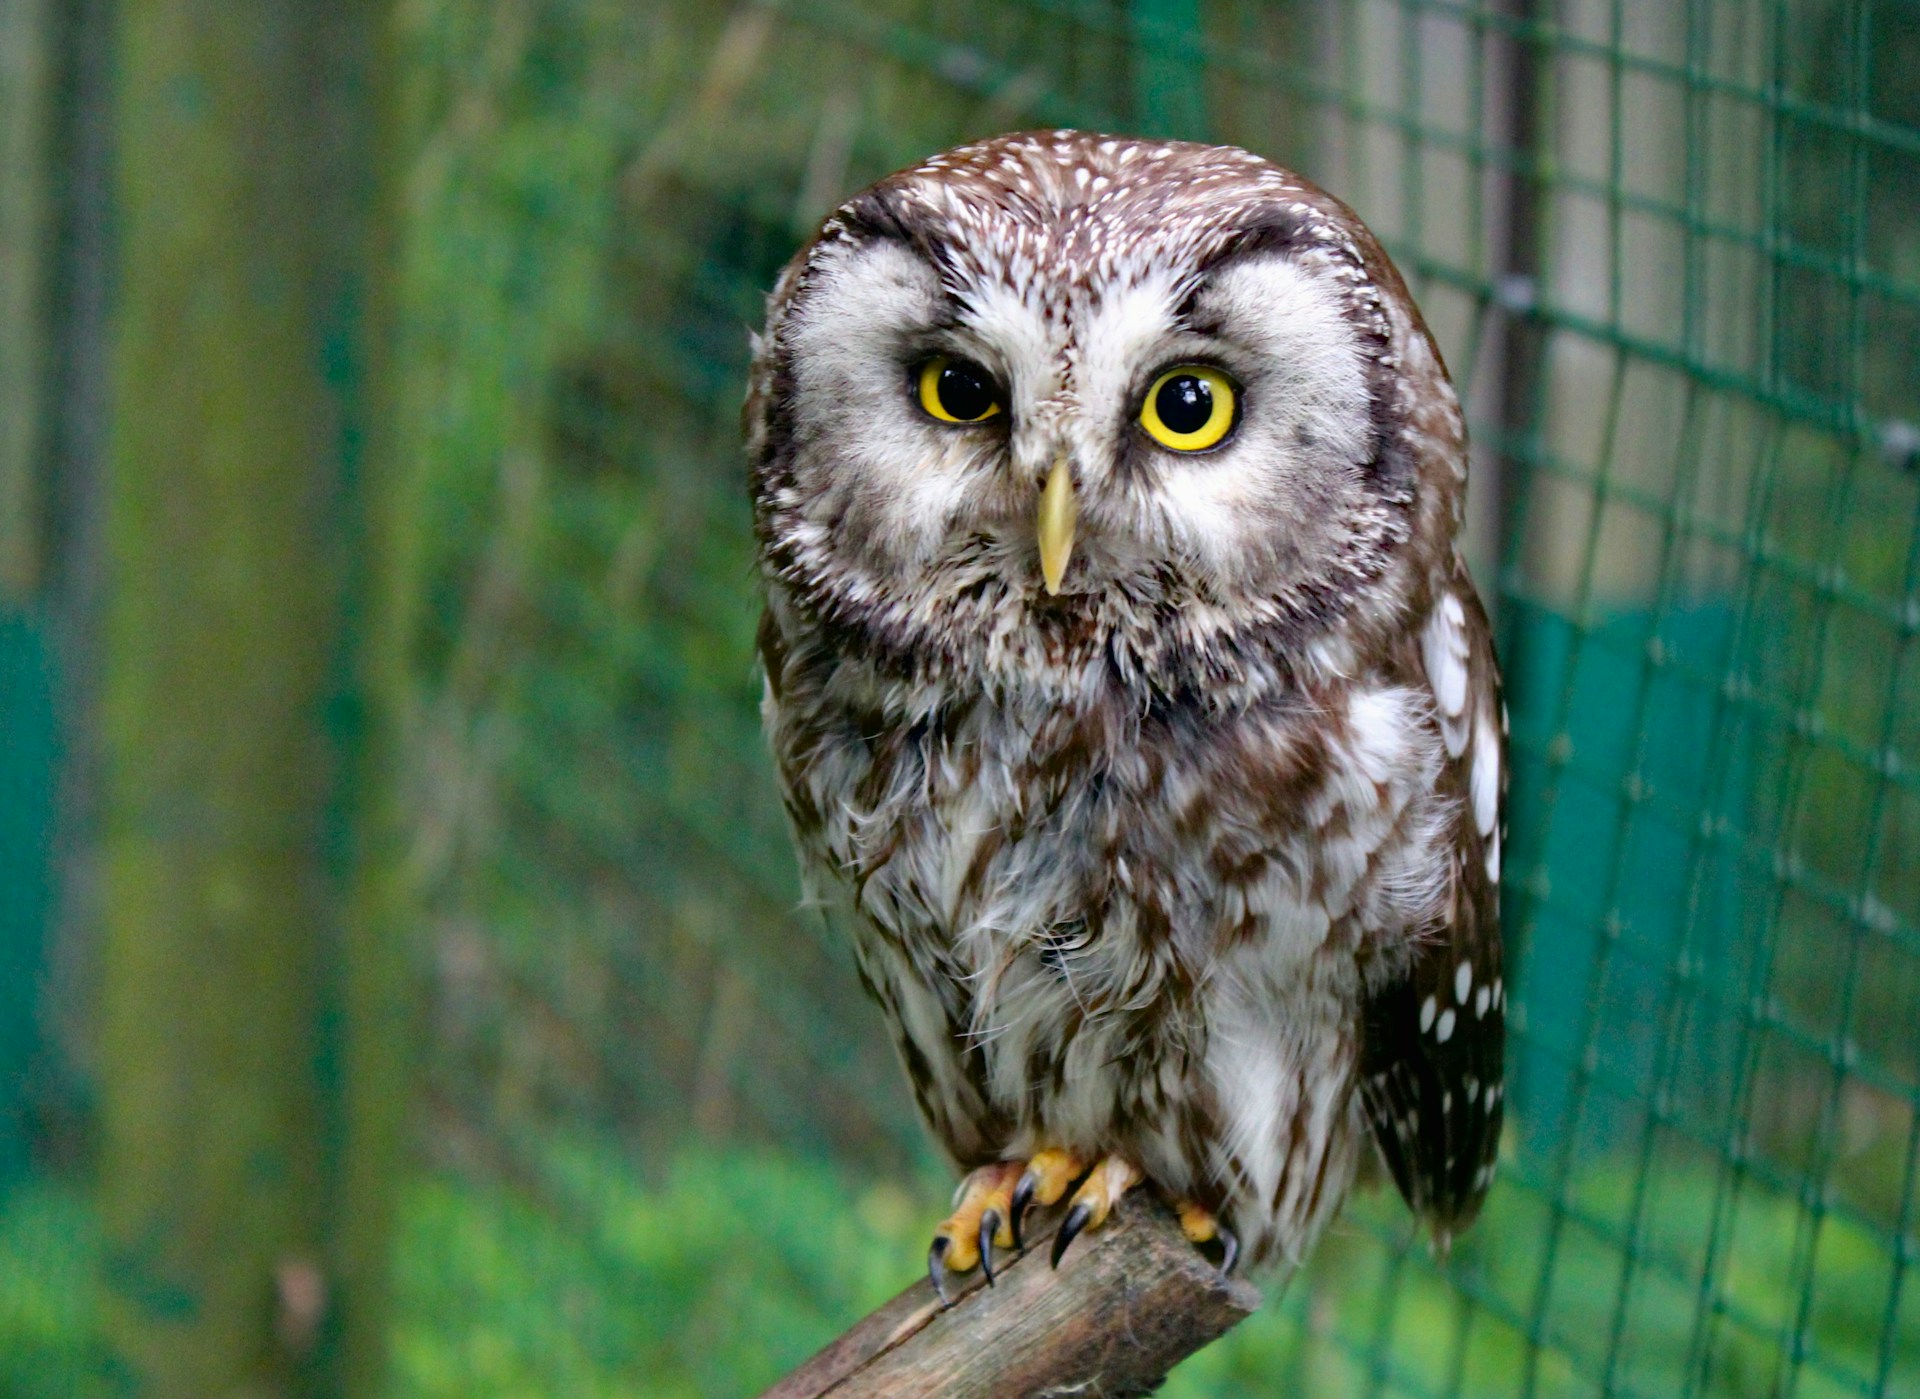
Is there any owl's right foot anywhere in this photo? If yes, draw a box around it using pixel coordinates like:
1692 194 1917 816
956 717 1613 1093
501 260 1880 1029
928 1161 1022 1304
926 1148 1089 1303
1047 1155 1142 1266
1007 1146 1085 1250
926 1150 1152 1299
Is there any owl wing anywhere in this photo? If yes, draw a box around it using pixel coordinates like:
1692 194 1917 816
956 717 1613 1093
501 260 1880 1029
1360 566 1507 1242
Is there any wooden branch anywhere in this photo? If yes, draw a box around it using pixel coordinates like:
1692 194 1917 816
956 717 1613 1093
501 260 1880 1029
760 1193 1262 1399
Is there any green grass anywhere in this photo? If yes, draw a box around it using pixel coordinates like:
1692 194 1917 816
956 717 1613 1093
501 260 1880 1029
0 1181 109 1399
386 1147 924 1398
4 1144 1911 1398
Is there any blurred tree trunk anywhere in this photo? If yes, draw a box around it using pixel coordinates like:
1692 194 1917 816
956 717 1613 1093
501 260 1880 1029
96 3 405 1397
1 0 54 600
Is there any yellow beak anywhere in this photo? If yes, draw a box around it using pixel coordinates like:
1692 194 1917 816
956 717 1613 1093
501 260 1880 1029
1037 458 1077 596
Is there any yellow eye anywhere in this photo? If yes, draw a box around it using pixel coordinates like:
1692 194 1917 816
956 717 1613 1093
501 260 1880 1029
1139 365 1238 452
917 356 1002 423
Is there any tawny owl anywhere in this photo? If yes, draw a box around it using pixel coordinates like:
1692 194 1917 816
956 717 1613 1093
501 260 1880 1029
748 131 1505 1294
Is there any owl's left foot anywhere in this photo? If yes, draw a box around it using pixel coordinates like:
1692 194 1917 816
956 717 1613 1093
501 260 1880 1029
1175 1199 1241 1276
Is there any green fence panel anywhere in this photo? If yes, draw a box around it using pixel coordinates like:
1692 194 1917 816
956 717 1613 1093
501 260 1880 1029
0 610 55 1193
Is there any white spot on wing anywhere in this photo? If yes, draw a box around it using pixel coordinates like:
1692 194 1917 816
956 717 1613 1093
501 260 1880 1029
1422 593 1472 756
1436 1008 1457 1043
1470 714 1500 836
1454 960 1472 1003
1419 995 1437 1033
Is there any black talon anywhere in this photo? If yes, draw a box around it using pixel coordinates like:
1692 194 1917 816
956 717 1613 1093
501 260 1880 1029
928 1236 952 1306
1216 1223 1240 1279
979 1209 1002 1286
1010 1174 1036 1252
1051 1202 1092 1269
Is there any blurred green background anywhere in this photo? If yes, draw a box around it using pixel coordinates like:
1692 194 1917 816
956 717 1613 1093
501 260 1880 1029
2 1 1918 1395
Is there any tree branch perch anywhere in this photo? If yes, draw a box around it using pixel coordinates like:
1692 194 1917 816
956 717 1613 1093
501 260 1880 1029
759 1193 1262 1399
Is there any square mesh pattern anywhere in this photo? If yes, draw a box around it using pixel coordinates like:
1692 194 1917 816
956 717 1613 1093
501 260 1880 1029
364 2 1920 1395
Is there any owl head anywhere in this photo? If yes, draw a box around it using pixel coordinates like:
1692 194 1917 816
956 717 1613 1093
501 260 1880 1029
748 131 1465 703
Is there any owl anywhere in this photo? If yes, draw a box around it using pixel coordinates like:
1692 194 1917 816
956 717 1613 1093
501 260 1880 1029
748 131 1504 1294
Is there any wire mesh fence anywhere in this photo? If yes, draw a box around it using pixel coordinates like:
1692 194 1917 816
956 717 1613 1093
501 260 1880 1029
2 1 1917 1396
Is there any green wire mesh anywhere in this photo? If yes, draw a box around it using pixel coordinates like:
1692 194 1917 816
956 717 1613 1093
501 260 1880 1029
373 2 1920 1393
4 1 1918 1396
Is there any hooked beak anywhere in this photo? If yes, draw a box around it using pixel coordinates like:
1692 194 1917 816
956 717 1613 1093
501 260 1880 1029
1037 458 1077 596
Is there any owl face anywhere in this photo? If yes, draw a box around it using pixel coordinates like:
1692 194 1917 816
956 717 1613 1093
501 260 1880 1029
751 132 1457 696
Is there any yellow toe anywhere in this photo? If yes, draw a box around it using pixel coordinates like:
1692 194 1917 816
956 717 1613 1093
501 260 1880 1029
931 1161 1022 1274
1065 1155 1143 1231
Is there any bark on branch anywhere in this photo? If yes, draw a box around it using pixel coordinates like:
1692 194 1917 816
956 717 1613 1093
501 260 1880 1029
758 1193 1262 1399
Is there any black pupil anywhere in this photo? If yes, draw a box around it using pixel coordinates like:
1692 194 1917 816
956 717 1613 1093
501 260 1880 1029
937 360 996 420
1155 374 1215 435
